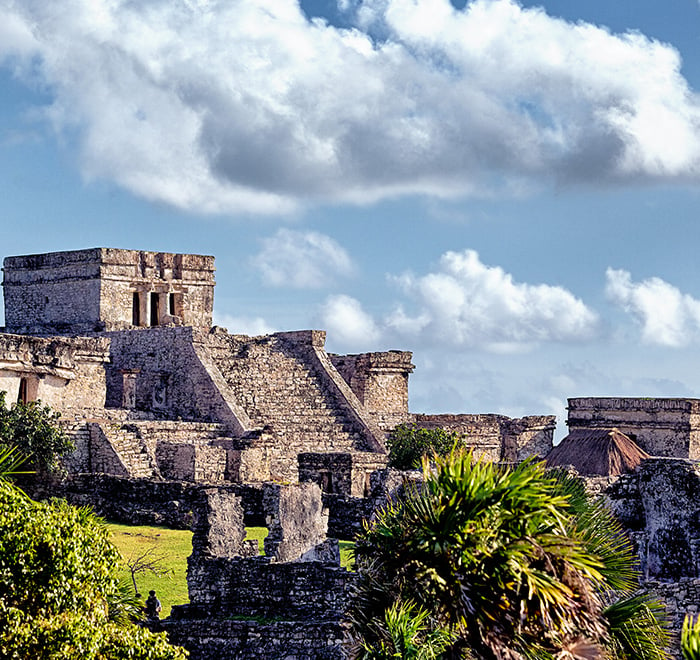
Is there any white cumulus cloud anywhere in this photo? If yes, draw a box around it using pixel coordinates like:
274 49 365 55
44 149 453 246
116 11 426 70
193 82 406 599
606 268 700 347
386 250 599 350
318 294 381 348
1 0 700 214
252 229 354 288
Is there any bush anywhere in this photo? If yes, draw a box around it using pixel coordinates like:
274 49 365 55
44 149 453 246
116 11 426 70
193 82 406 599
0 480 188 659
0 391 73 473
386 423 460 469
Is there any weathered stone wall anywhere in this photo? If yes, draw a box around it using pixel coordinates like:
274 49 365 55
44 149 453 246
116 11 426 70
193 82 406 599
2 248 215 334
0 333 109 412
330 351 415 417
647 578 700 657
568 397 700 459
299 452 354 495
324 493 375 540
411 413 555 461
186 556 353 619
105 327 247 428
43 474 265 528
3 249 103 334
605 458 700 581
299 452 388 498
155 440 228 483
263 482 330 562
162 618 347 660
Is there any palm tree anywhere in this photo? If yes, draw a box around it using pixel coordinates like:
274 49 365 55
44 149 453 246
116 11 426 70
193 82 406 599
350 448 669 660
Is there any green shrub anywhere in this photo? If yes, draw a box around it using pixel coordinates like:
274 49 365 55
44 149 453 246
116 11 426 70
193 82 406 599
0 392 73 473
0 480 187 659
386 423 460 469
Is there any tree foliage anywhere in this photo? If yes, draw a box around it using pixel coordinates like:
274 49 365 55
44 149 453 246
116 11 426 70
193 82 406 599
387 423 460 470
0 478 187 659
350 448 670 660
0 391 73 473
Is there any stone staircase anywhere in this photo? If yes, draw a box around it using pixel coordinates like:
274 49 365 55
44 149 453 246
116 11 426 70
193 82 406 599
92 422 158 479
205 332 371 453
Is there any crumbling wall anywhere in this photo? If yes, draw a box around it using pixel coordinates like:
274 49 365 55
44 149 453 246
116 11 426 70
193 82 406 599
162 618 347 660
44 474 265 529
568 397 700 459
410 413 555 462
0 333 109 412
263 482 331 562
606 458 700 580
330 350 415 424
167 480 353 659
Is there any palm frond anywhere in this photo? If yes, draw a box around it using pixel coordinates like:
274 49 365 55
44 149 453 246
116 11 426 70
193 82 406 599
0 444 31 480
682 614 700 660
603 594 670 660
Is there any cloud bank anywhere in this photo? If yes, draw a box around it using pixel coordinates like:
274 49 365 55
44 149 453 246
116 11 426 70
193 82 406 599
319 249 599 351
2 0 700 214
606 268 700 347
252 229 354 288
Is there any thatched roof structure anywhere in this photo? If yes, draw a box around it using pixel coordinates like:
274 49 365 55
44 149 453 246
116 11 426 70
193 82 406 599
545 428 650 477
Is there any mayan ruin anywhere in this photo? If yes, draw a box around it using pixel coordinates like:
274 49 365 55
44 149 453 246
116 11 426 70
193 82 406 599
2 247 700 658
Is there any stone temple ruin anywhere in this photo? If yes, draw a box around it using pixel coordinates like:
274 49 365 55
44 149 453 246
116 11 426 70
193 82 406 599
2 248 700 657
0 247 555 487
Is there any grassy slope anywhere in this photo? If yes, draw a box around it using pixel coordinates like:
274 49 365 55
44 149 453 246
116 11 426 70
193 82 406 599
107 523 354 618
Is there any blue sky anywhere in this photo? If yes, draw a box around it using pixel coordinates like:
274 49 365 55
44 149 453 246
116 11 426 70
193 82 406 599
2 0 700 436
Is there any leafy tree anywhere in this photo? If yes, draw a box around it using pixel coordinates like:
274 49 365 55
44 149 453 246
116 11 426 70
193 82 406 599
0 477 188 659
387 423 460 470
0 391 73 473
350 448 670 660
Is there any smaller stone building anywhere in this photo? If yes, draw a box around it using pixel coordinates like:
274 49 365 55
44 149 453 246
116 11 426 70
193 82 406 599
567 397 700 460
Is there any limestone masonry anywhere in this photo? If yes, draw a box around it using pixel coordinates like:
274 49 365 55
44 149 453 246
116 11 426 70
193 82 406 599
3 248 700 658
0 247 555 487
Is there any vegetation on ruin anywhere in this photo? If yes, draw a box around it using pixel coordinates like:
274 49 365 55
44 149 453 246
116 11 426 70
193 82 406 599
350 448 670 660
0 391 73 473
0 451 188 660
386 423 461 470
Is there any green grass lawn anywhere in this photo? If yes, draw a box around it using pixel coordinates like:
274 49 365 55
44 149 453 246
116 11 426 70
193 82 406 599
107 522 354 618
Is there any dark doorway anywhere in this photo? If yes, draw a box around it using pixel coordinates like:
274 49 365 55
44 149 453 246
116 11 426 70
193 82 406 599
150 293 159 326
17 378 28 405
132 292 141 326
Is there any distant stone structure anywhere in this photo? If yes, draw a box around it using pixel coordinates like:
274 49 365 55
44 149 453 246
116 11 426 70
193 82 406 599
567 397 700 459
0 247 555 490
